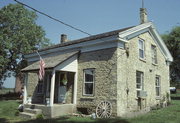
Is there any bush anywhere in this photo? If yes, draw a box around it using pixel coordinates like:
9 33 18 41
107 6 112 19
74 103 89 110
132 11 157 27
36 114 44 120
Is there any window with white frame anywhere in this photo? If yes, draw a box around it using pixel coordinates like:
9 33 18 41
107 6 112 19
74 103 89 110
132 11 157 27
155 75 161 97
136 71 144 97
83 69 94 96
151 45 157 64
138 39 145 59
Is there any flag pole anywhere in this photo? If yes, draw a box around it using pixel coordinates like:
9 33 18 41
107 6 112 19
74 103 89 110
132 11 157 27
36 50 42 59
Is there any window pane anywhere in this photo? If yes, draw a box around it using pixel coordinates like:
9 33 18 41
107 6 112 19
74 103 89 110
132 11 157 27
85 83 93 94
155 76 160 96
156 87 160 96
85 70 93 82
139 40 144 49
156 77 160 86
139 49 144 58
136 71 143 90
151 45 157 64
84 69 94 95
136 83 141 89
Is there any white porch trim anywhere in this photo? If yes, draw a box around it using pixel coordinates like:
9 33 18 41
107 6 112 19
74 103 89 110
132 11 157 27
50 70 55 106
23 73 28 104
73 72 78 104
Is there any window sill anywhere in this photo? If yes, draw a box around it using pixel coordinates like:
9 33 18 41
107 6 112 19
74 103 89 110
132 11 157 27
80 97 94 101
135 97 146 100
139 58 146 63
152 63 158 66
81 95 94 98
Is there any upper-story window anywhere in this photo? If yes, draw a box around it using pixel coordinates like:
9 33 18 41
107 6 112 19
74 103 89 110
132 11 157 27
138 39 145 59
83 69 95 96
151 45 157 64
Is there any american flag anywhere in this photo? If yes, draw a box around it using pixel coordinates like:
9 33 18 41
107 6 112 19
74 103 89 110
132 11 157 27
39 58 45 80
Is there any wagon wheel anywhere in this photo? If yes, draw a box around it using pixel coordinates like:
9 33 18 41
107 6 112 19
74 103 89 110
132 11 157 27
96 101 112 118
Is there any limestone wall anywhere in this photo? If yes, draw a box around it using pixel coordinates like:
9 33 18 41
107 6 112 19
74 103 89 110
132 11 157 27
117 32 170 116
77 48 118 115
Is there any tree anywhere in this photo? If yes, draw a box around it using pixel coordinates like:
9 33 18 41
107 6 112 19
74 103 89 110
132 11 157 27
0 4 51 85
162 26 180 83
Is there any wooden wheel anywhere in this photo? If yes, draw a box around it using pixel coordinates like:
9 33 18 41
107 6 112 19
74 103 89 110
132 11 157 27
96 101 112 118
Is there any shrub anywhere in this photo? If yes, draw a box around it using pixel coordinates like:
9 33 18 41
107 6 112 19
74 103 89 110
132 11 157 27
36 114 44 120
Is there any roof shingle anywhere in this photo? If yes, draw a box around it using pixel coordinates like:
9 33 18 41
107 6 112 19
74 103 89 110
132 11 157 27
22 51 79 72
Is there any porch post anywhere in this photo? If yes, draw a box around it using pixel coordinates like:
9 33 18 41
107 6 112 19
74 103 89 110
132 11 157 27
50 70 55 106
23 73 28 104
73 72 78 104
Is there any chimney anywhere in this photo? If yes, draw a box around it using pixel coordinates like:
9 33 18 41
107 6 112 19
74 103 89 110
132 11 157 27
140 8 148 24
61 34 68 43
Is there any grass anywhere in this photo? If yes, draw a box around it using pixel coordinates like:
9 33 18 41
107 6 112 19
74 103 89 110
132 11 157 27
0 90 180 123
0 100 22 123
127 100 180 123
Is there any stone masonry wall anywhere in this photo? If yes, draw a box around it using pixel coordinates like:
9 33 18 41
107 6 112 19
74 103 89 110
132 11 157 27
27 72 44 104
77 48 118 115
117 32 170 116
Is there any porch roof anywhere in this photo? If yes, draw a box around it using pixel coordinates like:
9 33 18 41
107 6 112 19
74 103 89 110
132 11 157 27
22 51 79 72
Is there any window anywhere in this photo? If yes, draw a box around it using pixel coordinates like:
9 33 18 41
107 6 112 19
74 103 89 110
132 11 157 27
37 81 43 94
83 69 94 96
151 45 157 64
155 75 161 97
136 71 144 90
136 71 144 97
138 39 145 59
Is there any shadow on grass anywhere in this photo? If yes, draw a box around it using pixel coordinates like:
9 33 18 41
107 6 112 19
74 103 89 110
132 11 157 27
171 97 180 100
0 118 9 123
0 92 20 101
15 117 129 123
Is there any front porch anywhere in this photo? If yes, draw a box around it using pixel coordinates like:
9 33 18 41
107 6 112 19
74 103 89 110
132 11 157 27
21 51 79 118
26 71 76 106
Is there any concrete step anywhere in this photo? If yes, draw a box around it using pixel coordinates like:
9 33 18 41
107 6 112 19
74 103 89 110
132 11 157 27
24 108 42 115
19 112 36 119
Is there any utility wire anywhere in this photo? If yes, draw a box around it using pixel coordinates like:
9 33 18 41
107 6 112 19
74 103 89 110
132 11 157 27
14 0 92 36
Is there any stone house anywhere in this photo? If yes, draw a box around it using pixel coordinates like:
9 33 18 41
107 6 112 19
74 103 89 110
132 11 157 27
21 8 173 118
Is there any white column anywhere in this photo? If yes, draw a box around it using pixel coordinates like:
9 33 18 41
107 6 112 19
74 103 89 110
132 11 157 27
73 72 78 104
23 73 28 104
50 70 55 106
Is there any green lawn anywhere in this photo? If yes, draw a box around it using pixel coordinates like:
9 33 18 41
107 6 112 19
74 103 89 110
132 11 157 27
0 91 180 123
127 100 180 123
0 100 22 123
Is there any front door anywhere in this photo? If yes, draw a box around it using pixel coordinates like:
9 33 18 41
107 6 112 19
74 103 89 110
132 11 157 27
58 72 67 103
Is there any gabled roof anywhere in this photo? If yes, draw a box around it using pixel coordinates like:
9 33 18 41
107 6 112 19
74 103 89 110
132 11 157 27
25 22 173 62
28 26 134 53
118 22 173 62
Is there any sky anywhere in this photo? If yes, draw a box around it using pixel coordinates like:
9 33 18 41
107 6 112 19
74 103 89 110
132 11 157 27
1 0 180 88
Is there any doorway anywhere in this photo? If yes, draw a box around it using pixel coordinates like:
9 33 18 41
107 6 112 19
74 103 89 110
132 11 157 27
54 72 74 104
58 72 67 103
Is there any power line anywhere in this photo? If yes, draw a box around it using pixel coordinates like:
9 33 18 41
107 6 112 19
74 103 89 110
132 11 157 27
13 0 92 36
